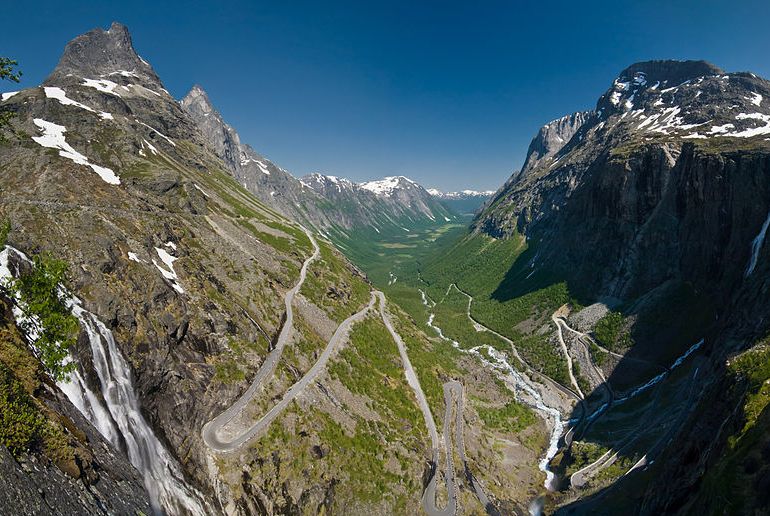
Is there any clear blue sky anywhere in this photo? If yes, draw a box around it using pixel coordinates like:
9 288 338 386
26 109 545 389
3 1 770 190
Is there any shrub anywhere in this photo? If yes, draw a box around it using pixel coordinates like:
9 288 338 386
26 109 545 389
0 363 46 456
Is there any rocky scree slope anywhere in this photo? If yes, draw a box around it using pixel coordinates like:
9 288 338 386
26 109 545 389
0 21 438 514
473 60 770 511
180 85 454 232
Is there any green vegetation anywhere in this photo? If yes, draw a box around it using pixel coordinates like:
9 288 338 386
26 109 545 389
593 311 633 352
684 339 770 515
244 314 427 509
0 363 48 456
564 440 606 476
0 297 75 465
475 398 536 434
213 359 246 384
589 340 607 367
0 57 21 135
727 343 770 440
390 306 463 416
573 361 591 396
317 412 405 502
329 316 424 430
430 287 510 352
419 233 571 384
6 254 78 382
300 239 371 322
0 218 9 246
328 216 573 393
211 336 269 385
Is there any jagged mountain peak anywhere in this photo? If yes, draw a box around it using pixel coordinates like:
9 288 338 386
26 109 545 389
515 110 594 182
181 84 216 113
45 21 164 88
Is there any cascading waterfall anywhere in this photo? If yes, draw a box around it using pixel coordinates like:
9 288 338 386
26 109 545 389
1 246 208 515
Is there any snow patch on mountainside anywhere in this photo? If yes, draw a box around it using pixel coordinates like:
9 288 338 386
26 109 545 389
44 87 113 120
152 247 184 294
137 121 176 147
31 118 120 185
82 78 125 96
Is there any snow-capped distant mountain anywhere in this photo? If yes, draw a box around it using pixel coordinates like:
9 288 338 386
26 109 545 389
360 176 419 196
427 188 495 215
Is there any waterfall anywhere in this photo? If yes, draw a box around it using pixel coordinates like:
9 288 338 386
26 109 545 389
1 246 208 515
745 209 770 276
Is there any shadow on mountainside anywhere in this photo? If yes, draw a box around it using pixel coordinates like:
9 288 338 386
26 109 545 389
485 238 730 511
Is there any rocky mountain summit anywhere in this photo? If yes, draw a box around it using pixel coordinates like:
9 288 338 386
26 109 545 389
45 21 168 95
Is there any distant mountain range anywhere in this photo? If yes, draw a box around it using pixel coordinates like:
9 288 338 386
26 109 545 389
180 85 455 234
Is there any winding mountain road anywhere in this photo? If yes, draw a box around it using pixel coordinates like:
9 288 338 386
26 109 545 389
202 226 319 452
552 313 586 399
422 384 459 516
377 292 439 448
447 381 499 515
376 292 455 515
450 284 581 401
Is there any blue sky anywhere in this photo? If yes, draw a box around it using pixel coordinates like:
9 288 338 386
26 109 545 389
3 1 770 190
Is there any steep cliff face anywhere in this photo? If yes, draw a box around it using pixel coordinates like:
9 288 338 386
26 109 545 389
477 60 770 302
514 111 594 184
473 60 770 512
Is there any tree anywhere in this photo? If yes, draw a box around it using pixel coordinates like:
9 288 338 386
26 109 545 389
0 57 21 135
8 254 78 382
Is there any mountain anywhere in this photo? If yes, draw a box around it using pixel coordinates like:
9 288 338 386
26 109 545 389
0 21 424 514
180 85 453 234
0 22 550 515
427 188 495 215
466 59 770 512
